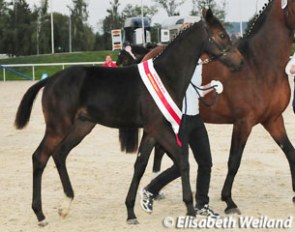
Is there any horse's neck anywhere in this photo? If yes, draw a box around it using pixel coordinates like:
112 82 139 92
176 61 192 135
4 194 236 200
248 2 293 69
154 24 205 102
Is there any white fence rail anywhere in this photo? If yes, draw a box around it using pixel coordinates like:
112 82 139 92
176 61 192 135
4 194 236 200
1 62 104 81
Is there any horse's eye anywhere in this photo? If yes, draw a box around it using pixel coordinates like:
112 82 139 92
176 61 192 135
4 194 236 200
220 33 226 39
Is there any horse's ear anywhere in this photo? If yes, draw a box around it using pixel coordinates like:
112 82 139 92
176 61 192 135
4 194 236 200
125 45 132 52
202 8 214 23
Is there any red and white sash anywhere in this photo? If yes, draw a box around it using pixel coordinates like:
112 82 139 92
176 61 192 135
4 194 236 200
138 59 182 147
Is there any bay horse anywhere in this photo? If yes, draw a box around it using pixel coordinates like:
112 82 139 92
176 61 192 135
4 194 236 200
201 0 295 214
14 9 242 226
122 0 295 215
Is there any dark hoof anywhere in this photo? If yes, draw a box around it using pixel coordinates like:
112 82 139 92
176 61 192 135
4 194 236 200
224 207 241 215
293 196 295 203
127 218 139 225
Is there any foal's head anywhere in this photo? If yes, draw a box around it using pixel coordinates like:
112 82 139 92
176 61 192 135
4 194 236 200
203 8 243 71
116 49 137 67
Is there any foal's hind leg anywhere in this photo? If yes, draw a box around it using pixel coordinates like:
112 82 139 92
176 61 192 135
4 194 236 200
126 132 155 224
32 132 65 226
152 144 168 200
51 119 95 218
262 116 295 202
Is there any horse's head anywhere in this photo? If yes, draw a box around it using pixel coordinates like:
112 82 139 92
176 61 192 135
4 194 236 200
203 8 243 71
116 48 137 67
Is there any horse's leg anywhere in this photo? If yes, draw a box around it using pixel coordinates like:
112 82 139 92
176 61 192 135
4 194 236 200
151 144 167 200
126 132 155 224
262 115 295 202
32 132 65 226
152 144 165 176
221 120 252 214
51 119 95 218
155 130 195 217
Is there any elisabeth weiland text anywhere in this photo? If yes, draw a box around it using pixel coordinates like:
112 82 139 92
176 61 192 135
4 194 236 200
162 215 293 229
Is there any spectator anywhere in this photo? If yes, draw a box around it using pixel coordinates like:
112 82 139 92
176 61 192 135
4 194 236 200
102 55 117 67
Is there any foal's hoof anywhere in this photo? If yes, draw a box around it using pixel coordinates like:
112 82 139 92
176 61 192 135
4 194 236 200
58 196 73 218
58 207 69 218
224 207 241 215
127 218 139 225
38 219 49 227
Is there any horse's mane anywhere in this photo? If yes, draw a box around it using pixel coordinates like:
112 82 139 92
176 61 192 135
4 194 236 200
237 0 273 57
153 11 227 62
153 21 202 61
244 0 273 38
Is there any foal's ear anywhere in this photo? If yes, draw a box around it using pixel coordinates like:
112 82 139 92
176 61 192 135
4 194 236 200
202 8 214 23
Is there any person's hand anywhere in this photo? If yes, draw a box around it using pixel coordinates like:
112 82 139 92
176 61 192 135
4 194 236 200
290 65 295 75
211 80 223 94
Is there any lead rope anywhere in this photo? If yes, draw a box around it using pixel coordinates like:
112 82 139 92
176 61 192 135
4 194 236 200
190 81 218 107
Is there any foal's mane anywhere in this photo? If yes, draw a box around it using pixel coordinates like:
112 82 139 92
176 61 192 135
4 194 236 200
152 21 201 61
153 10 227 62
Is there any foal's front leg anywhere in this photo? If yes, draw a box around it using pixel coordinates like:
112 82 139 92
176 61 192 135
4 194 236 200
125 132 155 224
175 141 195 216
156 131 195 217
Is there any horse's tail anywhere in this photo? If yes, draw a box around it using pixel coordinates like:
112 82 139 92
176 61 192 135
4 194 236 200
119 128 139 153
15 78 48 129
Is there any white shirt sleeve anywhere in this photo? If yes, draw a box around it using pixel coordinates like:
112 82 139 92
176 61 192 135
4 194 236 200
285 52 295 77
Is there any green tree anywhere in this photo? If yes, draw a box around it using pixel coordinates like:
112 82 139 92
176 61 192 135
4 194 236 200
36 0 51 54
0 0 11 54
102 0 124 50
152 0 186 16
53 13 71 53
6 0 38 56
93 32 107 51
121 4 158 19
69 0 94 51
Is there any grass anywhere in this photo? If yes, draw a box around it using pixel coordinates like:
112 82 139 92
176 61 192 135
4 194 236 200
0 50 118 81
1 44 295 81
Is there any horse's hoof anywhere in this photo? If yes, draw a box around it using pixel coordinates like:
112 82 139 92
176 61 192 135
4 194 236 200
127 218 139 225
58 196 73 218
58 207 69 218
38 219 49 227
224 207 241 215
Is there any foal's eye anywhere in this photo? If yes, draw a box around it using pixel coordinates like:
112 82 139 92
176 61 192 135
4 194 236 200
220 33 226 39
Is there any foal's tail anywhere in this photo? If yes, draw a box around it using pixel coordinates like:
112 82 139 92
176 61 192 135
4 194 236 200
15 78 48 129
119 128 139 153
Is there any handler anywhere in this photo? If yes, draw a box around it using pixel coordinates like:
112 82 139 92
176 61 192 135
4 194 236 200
285 52 295 113
140 59 223 218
